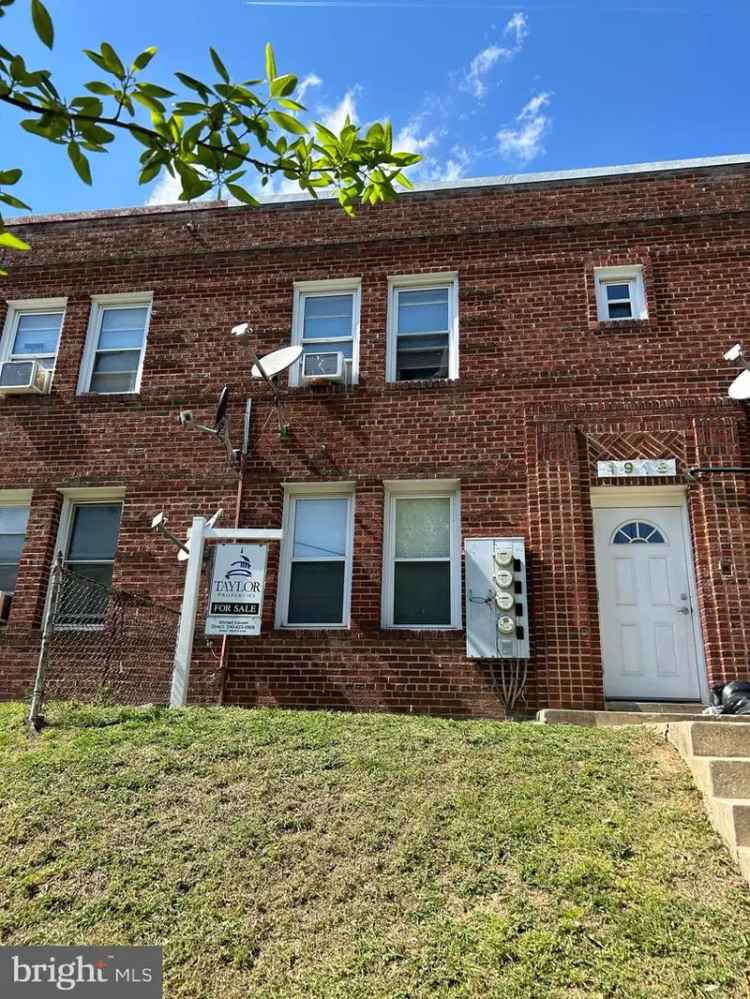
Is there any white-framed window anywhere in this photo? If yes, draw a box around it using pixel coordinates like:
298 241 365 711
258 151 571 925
78 292 153 395
290 279 361 387
0 298 66 374
381 480 462 629
276 482 355 628
594 266 647 322
0 490 32 601
52 489 125 627
386 273 459 383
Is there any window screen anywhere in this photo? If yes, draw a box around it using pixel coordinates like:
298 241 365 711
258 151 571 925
0 506 30 593
287 497 350 625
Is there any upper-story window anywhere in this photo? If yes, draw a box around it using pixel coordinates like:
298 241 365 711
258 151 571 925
290 279 361 386
78 293 152 395
387 273 459 382
0 299 66 374
594 266 647 322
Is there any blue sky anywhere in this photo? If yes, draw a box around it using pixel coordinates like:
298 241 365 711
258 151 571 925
1 0 749 215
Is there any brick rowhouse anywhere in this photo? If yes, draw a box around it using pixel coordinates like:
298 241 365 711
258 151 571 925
1 153 749 717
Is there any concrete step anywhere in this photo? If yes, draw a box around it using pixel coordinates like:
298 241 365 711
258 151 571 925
708 759 750 799
711 798 750 851
537 709 750 728
689 721 750 759
606 701 704 714
740 847 750 882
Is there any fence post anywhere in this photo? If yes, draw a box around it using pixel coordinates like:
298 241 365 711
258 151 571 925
27 556 63 731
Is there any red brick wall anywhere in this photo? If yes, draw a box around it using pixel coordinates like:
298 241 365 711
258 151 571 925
2 162 750 715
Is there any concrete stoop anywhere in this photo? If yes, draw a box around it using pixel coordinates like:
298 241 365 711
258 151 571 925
537 708 750 727
664 720 750 884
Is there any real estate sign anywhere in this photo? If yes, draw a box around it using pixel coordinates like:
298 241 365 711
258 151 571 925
205 543 267 636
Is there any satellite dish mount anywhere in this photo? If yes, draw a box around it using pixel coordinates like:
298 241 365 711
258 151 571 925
232 323 301 441
179 384 238 463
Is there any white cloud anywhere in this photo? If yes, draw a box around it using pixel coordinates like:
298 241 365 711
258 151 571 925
504 11 528 47
497 91 552 164
438 146 471 182
395 120 437 156
321 89 359 133
460 12 528 100
145 170 183 206
298 73 322 102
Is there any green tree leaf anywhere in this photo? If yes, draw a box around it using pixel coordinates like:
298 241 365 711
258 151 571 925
0 230 30 251
0 168 22 185
269 110 308 136
265 42 276 82
30 0 54 49
209 47 229 82
131 46 157 72
226 182 259 205
67 140 92 184
100 42 125 80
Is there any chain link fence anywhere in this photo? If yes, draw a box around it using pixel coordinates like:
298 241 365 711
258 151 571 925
28 558 180 728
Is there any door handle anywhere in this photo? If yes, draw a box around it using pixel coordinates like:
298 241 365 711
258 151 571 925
676 606 691 615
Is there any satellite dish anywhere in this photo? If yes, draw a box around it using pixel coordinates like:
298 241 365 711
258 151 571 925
251 345 302 380
214 385 229 429
729 370 750 400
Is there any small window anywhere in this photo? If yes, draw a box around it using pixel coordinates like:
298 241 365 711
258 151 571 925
0 505 30 595
64 503 123 587
382 482 461 629
387 275 459 382
79 296 152 395
612 521 666 545
594 267 647 322
291 280 360 386
277 488 354 627
0 300 66 373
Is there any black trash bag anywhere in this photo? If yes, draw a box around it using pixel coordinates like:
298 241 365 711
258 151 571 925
721 695 750 716
710 679 750 713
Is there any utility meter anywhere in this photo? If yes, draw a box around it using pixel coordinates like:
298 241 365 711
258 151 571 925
465 537 530 660
494 569 514 589
497 616 515 635
495 591 514 611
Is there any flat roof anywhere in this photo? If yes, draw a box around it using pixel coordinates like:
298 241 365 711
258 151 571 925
8 152 750 227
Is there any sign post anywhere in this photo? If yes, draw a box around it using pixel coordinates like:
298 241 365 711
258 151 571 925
206 544 267 637
169 524 282 709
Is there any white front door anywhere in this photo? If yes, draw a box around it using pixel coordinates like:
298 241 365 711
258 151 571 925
593 505 702 701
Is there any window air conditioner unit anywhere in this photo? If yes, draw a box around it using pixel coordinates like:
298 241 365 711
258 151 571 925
301 351 346 383
0 591 12 625
0 360 51 396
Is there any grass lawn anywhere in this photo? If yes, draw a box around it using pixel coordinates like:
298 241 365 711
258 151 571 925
0 703 749 998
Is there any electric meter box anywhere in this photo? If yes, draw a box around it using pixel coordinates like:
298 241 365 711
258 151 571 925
465 537 530 660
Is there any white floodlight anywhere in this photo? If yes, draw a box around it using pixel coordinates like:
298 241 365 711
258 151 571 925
724 343 743 362
206 508 223 531
151 511 167 530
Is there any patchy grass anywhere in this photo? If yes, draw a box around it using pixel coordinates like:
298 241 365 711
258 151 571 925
0 703 749 998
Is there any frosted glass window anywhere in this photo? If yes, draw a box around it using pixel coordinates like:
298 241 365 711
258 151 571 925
0 506 30 594
88 305 149 394
10 311 63 370
391 494 454 627
395 497 450 558
285 495 351 625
